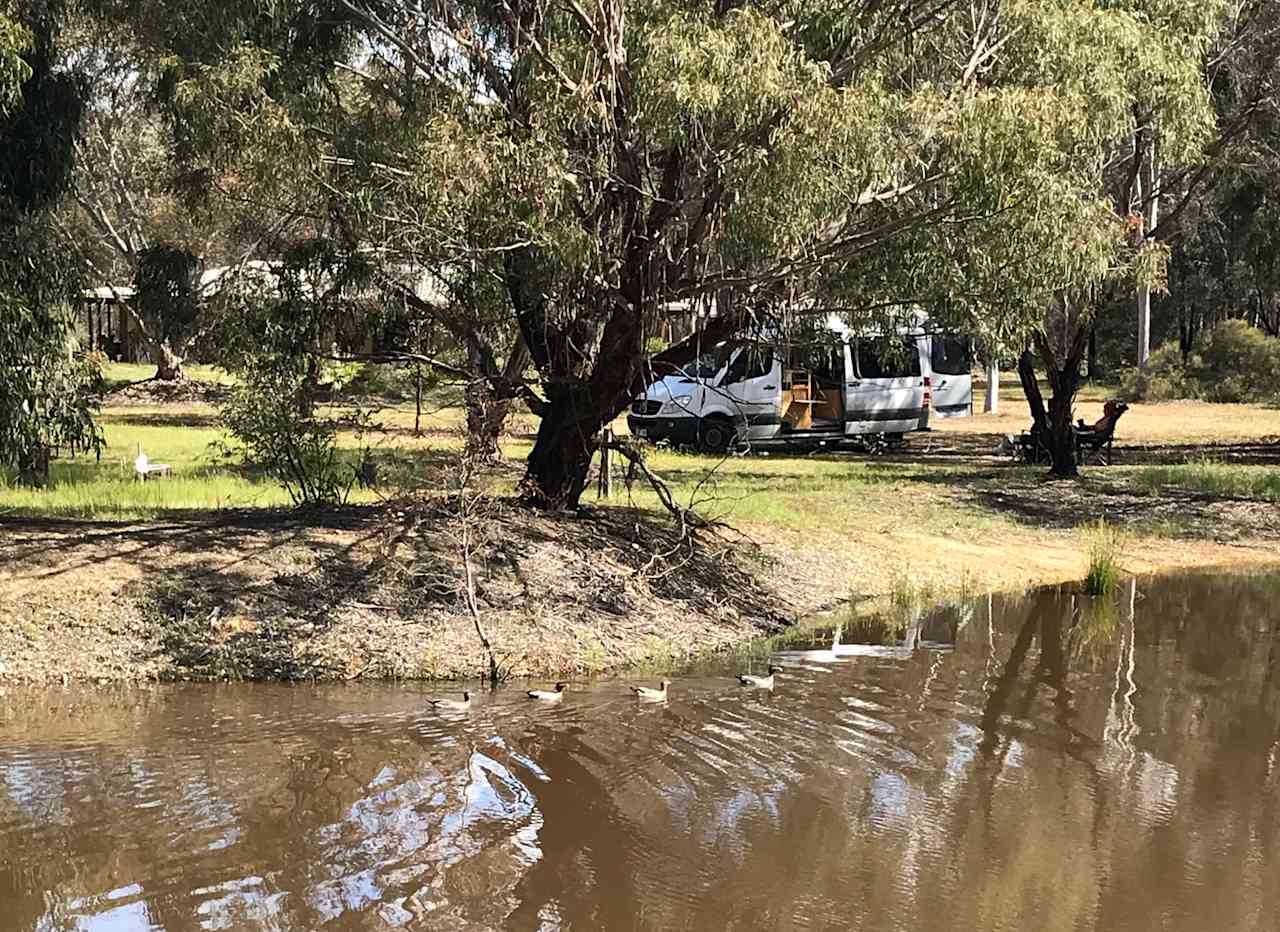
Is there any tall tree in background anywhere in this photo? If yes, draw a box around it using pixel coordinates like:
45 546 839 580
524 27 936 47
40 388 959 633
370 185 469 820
54 15 274 380
1151 0 1280 355
0 0 103 485
104 0 1227 494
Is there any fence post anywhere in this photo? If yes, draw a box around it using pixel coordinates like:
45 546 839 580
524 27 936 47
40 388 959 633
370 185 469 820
598 428 614 499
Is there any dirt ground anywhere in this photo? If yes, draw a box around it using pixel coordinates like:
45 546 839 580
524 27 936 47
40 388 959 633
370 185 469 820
0 502 801 684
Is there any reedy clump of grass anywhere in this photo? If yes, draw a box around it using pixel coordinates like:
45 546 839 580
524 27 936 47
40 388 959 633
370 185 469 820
1081 519 1128 596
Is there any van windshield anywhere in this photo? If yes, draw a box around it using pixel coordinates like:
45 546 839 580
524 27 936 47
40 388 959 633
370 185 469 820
855 338 919 379
678 352 722 380
931 335 972 376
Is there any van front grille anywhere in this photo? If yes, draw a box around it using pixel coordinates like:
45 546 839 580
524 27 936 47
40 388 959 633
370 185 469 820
632 400 662 416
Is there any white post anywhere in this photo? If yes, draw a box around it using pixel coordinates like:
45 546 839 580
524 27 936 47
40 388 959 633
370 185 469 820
984 360 999 414
1136 134 1159 367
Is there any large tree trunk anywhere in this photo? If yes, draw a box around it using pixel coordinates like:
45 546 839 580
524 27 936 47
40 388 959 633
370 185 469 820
505 245 744 510
1045 373 1081 477
518 385 601 509
154 339 185 381
1017 349 1047 432
1030 323 1090 478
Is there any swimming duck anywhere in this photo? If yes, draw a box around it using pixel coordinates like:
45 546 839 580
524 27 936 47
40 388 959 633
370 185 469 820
631 680 669 701
738 665 784 688
527 682 568 701
429 691 471 711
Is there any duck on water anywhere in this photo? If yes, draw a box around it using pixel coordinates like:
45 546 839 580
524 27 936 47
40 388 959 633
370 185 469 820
738 665 785 689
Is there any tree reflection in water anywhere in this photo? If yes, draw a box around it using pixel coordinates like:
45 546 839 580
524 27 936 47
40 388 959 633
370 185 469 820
2 570 1278 931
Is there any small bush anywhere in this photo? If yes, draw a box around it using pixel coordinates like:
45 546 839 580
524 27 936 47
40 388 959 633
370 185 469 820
220 354 364 506
1120 320 1280 403
1118 342 1191 401
321 362 438 401
1081 519 1128 596
1192 320 1280 403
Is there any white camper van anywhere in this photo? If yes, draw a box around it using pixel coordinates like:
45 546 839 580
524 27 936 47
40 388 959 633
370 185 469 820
628 323 936 452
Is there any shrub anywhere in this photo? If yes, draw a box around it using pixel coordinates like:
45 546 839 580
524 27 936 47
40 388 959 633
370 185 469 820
1118 341 1191 401
220 354 363 506
1120 320 1280 404
1190 319 1280 403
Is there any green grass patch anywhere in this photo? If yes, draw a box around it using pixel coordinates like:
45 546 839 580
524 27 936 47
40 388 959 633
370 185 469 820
1130 460 1280 501
1081 519 1128 596
100 361 234 391
0 401 432 520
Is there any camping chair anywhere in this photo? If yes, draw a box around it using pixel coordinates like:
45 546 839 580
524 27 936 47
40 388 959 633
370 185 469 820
1073 401 1129 465
1008 400 1129 466
134 446 172 481
1007 423 1051 464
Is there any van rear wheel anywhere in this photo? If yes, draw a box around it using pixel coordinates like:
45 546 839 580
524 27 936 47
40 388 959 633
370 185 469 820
698 416 736 454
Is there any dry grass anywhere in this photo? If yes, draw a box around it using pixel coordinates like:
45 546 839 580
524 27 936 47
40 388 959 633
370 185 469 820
948 379 1280 447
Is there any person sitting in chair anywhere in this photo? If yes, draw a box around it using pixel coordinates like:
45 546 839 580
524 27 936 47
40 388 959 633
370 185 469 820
1077 400 1129 436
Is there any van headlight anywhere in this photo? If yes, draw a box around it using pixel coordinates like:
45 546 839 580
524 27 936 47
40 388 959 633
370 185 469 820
661 394 693 413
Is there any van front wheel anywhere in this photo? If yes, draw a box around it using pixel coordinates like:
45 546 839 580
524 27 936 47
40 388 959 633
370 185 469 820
698 416 737 454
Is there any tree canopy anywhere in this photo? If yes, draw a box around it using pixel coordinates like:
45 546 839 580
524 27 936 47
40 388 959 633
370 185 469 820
86 0 1229 498
0 0 103 484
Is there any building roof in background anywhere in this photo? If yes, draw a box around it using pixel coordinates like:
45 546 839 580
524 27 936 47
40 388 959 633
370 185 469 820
81 285 136 302
79 259 454 306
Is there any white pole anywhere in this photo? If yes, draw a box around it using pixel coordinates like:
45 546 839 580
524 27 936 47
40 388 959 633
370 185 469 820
1137 135 1159 367
984 360 999 414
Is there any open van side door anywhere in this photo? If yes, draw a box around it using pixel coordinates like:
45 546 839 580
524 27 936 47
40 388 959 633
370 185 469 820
929 334 974 417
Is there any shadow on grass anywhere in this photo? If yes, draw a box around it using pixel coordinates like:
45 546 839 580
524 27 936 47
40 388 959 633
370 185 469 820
103 410 222 430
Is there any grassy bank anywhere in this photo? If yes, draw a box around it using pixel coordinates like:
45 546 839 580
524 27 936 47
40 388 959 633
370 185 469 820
1 368 1279 684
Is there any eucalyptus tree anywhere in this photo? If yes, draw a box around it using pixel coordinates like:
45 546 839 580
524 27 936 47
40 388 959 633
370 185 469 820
105 0 1226 494
1149 0 1280 354
54 15 282 381
0 0 103 485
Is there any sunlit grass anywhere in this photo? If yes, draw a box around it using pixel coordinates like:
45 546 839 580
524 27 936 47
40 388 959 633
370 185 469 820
596 450 1016 535
8 366 1280 532
1130 460 1280 501
100 361 234 390
0 400 430 519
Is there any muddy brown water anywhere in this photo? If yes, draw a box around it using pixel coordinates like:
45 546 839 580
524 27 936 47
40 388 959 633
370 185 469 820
2 571 1279 931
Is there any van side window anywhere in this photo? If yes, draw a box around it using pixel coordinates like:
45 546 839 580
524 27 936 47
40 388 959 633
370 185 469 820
855 338 919 379
931 336 972 376
721 347 774 385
